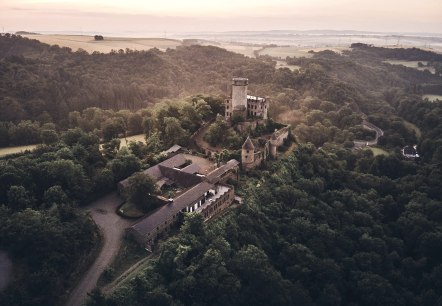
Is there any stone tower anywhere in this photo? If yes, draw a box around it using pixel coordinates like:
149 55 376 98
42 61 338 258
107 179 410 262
225 78 248 121
231 77 248 109
270 132 278 158
241 136 255 171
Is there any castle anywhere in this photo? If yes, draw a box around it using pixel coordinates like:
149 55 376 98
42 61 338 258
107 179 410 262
224 77 290 171
225 78 269 121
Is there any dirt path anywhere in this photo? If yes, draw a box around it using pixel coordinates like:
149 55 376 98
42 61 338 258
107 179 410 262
101 255 151 295
191 119 221 154
65 192 135 306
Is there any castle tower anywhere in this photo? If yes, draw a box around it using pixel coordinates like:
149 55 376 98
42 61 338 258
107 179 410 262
241 136 255 170
270 132 278 158
231 78 248 110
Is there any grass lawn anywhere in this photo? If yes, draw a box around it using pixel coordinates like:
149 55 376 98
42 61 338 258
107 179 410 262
0 144 38 157
367 147 390 156
97 234 148 287
276 60 301 71
423 94 442 102
118 134 146 149
118 201 145 218
403 120 422 139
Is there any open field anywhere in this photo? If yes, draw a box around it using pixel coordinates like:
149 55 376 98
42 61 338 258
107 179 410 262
403 120 422 139
257 46 349 59
258 47 314 58
1 134 145 158
275 60 301 71
119 134 146 149
367 147 390 156
201 42 261 58
22 35 182 53
0 144 38 157
384 60 436 74
423 94 442 102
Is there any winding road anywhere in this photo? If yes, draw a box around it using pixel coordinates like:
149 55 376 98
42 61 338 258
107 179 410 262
353 119 385 148
65 192 135 306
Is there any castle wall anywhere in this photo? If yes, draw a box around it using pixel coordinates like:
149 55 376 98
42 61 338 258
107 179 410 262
273 127 290 146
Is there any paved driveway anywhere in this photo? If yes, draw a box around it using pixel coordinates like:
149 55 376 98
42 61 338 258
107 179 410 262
0 251 13 292
65 192 135 306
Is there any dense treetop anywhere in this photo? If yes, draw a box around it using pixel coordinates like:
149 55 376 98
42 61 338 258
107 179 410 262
0 34 441 306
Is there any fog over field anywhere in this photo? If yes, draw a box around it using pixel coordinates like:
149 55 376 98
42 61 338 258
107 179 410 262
2 0 441 34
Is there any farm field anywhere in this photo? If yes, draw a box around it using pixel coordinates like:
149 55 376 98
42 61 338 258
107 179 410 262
423 94 442 102
257 46 349 59
384 60 436 74
0 144 38 157
22 34 182 53
213 43 261 58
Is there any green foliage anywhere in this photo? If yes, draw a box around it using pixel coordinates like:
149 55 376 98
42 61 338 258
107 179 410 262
102 138 121 160
126 172 157 213
108 144 442 306
204 115 243 149
0 206 98 306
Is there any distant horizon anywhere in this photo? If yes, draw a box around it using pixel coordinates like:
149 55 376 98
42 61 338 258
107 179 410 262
1 0 441 36
8 28 442 38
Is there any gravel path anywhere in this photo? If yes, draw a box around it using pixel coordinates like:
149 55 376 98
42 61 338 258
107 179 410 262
65 192 135 306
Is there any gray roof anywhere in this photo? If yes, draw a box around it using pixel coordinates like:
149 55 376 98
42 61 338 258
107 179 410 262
131 181 214 236
181 163 201 174
157 165 203 188
161 144 183 155
206 159 239 183
119 154 187 188
242 136 255 150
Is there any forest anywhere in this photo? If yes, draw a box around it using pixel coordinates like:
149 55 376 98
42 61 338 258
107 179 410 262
0 34 441 306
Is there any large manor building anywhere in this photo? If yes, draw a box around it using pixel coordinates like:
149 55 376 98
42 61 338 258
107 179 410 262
119 152 239 248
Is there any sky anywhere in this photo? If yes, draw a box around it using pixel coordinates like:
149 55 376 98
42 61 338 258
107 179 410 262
1 0 441 35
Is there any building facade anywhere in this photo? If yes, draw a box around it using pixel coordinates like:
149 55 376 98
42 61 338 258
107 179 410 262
123 153 240 248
